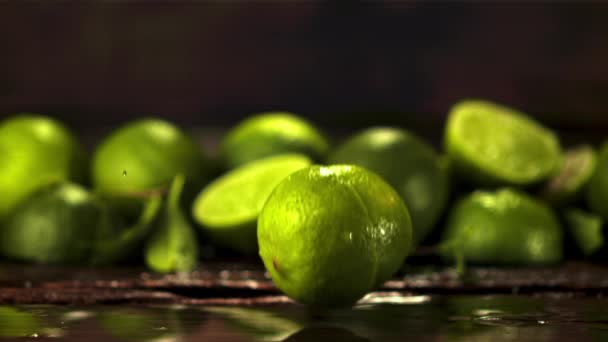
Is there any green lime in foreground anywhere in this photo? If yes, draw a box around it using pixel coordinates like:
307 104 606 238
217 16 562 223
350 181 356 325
219 112 329 169
92 118 209 213
0 114 86 219
440 188 562 265
258 165 412 308
445 100 561 186
541 145 597 206
587 141 608 221
0 182 109 264
192 154 312 255
564 208 603 257
329 127 448 245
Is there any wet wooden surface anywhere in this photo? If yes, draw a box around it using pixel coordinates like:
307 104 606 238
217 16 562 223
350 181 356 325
1 260 607 305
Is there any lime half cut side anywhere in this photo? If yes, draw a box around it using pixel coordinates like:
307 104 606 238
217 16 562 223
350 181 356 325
445 100 561 186
192 154 312 254
541 145 597 205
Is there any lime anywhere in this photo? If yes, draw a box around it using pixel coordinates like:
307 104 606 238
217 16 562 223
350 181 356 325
192 154 311 255
564 208 603 257
329 127 449 245
145 174 199 273
541 145 597 205
0 307 40 337
258 165 412 307
0 114 86 219
445 100 561 186
92 118 209 212
219 112 329 169
0 182 109 264
587 141 608 221
440 188 562 265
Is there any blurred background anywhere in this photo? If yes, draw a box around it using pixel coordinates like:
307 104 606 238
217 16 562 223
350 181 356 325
0 1 607 141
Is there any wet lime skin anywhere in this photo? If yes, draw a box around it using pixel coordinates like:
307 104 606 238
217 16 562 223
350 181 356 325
258 165 412 308
0 114 86 219
441 188 563 266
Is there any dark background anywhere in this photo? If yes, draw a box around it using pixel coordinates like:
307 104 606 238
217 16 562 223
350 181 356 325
1 1 607 138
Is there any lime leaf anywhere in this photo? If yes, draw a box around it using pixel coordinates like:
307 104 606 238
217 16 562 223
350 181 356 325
145 174 199 273
91 194 162 265
564 208 604 257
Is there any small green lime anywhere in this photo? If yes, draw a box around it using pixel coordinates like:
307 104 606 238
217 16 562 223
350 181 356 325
564 208 603 257
329 127 449 245
92 118 209 210
0 114 86 219
193 154 311 254
220 112 329 169
541 145 597 205
445 100 561 186
440 188 562 265
258 165 412 308
0 182 109 264
586 142 608 221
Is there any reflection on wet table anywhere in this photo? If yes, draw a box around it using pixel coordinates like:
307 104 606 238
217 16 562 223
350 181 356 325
0 295 607 341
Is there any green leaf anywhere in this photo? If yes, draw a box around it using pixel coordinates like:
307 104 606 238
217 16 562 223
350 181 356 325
90 194 163 265
145 174 199 273
564 208 604 257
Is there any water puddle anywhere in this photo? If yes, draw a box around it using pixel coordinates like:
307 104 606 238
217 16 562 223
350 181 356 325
0 294 606 341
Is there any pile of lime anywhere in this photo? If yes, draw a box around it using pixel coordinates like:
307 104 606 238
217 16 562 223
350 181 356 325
0 100 606 308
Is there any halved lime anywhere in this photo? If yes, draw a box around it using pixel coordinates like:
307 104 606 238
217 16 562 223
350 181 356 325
192 154 312 254
445 100 561 186
329 127 449 245
587 142 608 221
0 114 86 219
220 112 329 169
564 208 603 257
440 188 563 265
541 145 596 205
258 165 412 307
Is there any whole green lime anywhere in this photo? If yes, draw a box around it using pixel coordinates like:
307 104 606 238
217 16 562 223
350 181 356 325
193 154 311 255
445 100 561 186
258 165 412 308
0 114 86 219
440 188 563 265
587 141 608 221
220 112 329 169
92 119 209 210
0 182 110 264
329 127 448 245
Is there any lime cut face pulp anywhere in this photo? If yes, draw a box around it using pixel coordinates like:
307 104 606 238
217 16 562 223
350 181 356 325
0 114 86 219
258 165 412 308
220 112 329 169
586 142 608 221
440 188 563 266
329 127 448 245
445 100 561 186
542 145 596 205
192 154 312 254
